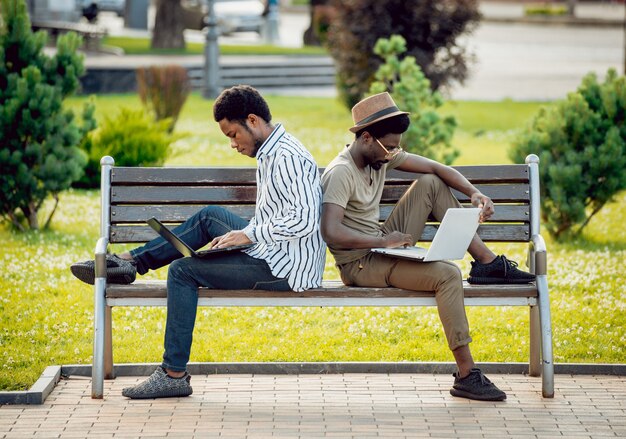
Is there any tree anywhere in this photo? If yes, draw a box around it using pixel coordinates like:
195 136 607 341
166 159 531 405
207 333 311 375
152 0 186 50
509 69 626 240
0 0 94 230
369 35 458 165
326 0 481 108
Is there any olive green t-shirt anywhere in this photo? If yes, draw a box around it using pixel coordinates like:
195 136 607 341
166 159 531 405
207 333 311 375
321 146 408 265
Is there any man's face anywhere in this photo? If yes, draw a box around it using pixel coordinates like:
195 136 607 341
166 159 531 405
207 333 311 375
218 117 264 158
366 133 402 171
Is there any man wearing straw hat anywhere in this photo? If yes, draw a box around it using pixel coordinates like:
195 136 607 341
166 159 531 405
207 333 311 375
321 92 535 401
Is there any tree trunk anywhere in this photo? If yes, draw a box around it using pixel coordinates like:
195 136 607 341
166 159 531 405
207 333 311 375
151 0 186 50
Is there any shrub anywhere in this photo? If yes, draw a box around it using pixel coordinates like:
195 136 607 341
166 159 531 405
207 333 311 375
75 108 176 188
0 0 94 230
326 0 481 108
369 35 458 164
136 65 190 132
509 68 626 239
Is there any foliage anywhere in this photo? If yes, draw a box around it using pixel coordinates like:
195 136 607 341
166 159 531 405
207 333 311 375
0 0 94 230
369 35 458 164
137 65 191 132
326 0 481 108
74 108 176 188
510 69 626 239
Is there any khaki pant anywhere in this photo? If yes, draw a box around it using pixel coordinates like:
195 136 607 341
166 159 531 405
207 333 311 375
338 174 472 351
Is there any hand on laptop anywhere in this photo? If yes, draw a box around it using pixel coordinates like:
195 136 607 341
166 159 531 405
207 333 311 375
471 192 494 222
382 231 413 248
211 231 253 249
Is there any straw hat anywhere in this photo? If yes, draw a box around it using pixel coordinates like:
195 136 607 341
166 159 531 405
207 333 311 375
349 92 409 133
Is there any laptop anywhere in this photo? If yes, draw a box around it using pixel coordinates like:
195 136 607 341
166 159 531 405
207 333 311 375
147 217 254 258
371 208 481 262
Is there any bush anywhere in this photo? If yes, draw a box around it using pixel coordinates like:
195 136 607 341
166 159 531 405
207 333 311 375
75 108 176 188
509 68 626 240
0 0 94 230
369 35 458 164
136 65 190 132
326 0 481 108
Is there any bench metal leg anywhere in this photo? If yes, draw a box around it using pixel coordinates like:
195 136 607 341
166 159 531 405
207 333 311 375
104 306 115 379
529 304 541 377
91 278 106 399
537 274 554 398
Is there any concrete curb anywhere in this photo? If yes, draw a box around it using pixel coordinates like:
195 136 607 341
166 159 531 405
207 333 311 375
0 366 61 405
2 362 624 405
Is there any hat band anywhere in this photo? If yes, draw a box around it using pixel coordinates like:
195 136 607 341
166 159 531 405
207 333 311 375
354 105 400 127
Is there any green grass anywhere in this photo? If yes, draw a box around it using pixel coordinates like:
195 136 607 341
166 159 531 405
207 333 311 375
2 95 624 391
101 36 328 56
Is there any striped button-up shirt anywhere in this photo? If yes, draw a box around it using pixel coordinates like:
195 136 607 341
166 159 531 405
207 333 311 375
242 124 326 292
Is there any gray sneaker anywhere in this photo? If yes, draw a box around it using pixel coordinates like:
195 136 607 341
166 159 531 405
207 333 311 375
122 367 193 399
450 368 506 401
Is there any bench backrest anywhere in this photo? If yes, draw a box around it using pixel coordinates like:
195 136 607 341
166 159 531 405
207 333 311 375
101 159 534 244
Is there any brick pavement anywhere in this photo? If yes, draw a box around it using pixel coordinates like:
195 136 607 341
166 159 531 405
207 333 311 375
1 373 625 438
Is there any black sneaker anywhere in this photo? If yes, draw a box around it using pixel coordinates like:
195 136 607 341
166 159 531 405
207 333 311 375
468 255 535 285
70 254 137 285
450 368 507 401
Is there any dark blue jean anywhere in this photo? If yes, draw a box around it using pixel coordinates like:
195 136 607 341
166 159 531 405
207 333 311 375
129 206 290 372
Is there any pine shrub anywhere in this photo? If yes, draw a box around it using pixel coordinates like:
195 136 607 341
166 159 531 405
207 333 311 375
0 0 95 230
509 69 626 239
369 35 458 164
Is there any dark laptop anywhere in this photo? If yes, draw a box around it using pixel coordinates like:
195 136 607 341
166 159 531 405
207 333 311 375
147 217 253 258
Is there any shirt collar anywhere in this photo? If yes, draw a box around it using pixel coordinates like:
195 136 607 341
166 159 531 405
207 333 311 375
256 123 284 159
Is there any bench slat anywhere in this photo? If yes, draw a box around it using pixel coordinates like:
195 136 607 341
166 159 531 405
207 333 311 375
110 224 529 243
111 186 258 204
106 280 537 299
111 183 529 205
111 165 529 185
111 204 530 224
382 184 529 203
387 165 528 183
112 167 258 185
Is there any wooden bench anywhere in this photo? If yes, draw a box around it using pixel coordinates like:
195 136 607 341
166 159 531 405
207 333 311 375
91 154 553 399
31 20 107 52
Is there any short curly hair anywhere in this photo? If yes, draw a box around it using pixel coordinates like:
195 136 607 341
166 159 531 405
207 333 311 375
213 85 272 125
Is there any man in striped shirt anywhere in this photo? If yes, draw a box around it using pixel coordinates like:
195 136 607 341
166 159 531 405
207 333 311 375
71 85 326 399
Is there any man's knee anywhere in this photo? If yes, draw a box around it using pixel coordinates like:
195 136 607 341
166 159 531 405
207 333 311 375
415 173 447 192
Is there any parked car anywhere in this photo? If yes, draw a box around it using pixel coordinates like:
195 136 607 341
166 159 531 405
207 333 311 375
182 0 265 35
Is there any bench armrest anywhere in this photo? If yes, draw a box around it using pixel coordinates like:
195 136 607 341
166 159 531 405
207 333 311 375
94 237 110 279
529 234 547 276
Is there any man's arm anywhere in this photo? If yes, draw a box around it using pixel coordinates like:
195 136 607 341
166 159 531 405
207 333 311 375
396 154 494 220
321 203 412 249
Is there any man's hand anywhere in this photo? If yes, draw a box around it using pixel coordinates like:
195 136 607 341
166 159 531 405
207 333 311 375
471 192 495 222
382 231 413 248
211 230 253 249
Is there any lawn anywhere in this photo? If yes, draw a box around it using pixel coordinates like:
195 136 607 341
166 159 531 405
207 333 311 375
1 95 624 391
101 36 328 56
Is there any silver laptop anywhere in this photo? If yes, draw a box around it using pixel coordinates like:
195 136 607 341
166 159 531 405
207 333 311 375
147 217 253 258
371 208 481 262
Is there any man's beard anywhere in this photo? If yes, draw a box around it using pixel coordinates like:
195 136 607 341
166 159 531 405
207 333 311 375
251 137 264 157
